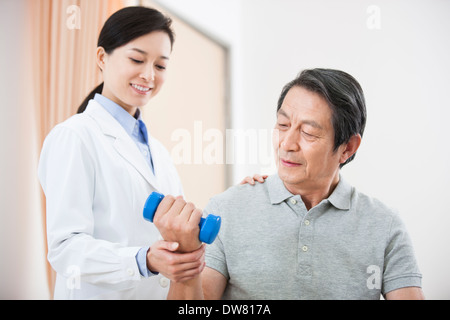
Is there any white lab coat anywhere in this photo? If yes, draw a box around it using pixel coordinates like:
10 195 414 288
38 100 184 299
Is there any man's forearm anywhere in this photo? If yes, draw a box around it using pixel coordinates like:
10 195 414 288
168 276 204 300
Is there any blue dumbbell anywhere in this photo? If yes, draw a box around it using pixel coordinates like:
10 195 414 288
143 192 221 244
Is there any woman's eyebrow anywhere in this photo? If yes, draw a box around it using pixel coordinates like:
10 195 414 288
129 48 169 60
130 47 147 55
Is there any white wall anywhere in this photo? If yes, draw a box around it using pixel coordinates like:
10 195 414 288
157 0 450 299
0 0 49 299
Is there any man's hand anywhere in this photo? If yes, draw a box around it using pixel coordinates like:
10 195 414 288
146 240 205 283
153 195 203 253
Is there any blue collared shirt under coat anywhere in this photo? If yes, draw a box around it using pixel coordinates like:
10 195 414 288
94 94 154 173
94 93 155 278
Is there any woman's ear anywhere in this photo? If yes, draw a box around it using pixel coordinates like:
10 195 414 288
339 134 362 165
96 47 106 71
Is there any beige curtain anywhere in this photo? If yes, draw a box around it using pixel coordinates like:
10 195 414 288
30 0 124 298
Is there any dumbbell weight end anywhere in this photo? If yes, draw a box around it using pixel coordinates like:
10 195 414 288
143 192 221 244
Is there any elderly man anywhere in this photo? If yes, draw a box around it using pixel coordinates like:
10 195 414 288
154 69 424 300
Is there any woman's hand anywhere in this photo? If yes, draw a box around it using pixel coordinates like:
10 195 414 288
240 174 268 185
146 241 205 283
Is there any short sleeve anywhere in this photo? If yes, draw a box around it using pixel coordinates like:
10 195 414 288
382 213 422 295
204 199 229 280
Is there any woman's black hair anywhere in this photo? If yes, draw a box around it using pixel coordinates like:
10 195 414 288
77 6 175 113
277 68 367 168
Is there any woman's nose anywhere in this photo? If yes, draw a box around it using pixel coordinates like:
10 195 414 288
141 67 155 82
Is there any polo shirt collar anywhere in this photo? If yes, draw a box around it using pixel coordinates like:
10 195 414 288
267 173 352 211
327 175 352 210
267 174 295 205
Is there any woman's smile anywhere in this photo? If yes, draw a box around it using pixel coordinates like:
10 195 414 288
130 83 152 95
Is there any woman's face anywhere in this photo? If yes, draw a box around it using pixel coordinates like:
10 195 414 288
97 31 172 115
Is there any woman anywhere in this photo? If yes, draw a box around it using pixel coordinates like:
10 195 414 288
38 7 205 300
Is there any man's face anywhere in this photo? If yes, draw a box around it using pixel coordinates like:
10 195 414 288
273 86 342 190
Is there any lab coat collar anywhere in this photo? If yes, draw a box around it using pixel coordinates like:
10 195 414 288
84 100 160 190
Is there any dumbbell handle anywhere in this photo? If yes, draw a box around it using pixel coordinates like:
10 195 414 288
143 192 221 244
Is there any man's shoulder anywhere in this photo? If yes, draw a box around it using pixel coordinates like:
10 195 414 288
351 186 399 221
205 176 271 214
213 179 269 202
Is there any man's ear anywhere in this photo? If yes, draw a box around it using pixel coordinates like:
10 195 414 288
339 134 362 165
96 47 106 71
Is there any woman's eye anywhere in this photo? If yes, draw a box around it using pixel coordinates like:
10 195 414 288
156 65 166 70
130 58 143 64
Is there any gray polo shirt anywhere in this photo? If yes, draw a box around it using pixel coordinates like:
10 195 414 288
204 174 422 299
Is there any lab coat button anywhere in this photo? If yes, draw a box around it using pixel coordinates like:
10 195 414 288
159 277 169 288
127 268 135 276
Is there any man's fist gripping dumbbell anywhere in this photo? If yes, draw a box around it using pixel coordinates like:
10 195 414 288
153 195 204 253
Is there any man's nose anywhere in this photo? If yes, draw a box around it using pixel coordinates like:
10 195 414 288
281 129 300 152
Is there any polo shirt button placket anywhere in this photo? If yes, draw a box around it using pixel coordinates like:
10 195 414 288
301 222 311 252
298 207 314 278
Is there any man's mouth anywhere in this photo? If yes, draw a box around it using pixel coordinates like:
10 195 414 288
280 158 302 167
131 83 152 94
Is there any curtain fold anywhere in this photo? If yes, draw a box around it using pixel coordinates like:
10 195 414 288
30 0 124 298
